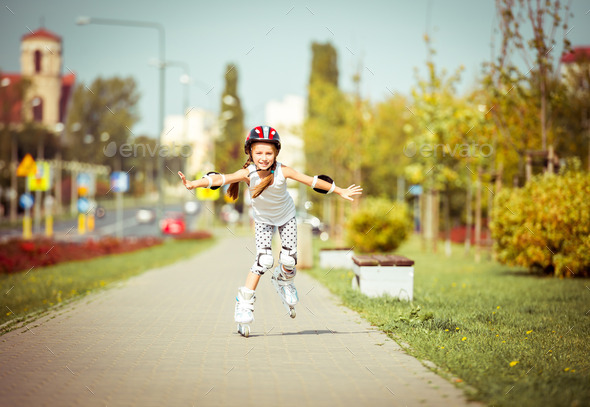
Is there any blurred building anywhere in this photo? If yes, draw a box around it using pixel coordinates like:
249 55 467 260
0 27 76 129
161 107 216 180
265 95 305 170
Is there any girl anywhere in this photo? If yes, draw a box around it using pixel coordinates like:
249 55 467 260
178 125 362 336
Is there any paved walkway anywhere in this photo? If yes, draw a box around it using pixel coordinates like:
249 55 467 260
0 236 480 406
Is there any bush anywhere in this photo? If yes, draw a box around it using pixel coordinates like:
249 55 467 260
345 197 412 253
491 167 590 277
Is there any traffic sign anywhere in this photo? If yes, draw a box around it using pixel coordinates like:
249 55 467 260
16 154 37 177
19 193 34 209
77 172 95 196
27 162 51 191
110 172 129 193
408 185 423 196
77 197 90 213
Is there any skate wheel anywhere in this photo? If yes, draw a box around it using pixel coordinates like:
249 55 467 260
289 308 296 318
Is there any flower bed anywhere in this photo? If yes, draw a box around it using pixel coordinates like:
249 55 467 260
0 236 165 274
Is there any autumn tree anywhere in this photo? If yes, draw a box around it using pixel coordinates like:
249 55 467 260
488 0 572 161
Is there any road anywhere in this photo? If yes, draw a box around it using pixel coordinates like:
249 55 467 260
0 202 204 241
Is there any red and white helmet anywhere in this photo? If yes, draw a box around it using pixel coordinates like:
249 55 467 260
244 125 281 155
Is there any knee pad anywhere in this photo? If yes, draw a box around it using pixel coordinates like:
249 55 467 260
279 251 297 271
255 247 274 274
259 254 274 271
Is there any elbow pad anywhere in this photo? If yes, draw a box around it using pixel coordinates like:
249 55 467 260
312 174 335 194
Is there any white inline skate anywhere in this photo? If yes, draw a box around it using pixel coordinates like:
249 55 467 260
235 287 255 337
271 264 298 318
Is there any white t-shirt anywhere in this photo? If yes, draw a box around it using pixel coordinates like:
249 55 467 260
247 162 296 226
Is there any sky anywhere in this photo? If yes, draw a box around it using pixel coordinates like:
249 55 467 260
1 0 589 137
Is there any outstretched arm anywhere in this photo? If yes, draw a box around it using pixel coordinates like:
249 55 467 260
282 165 363 201
178 169 248 190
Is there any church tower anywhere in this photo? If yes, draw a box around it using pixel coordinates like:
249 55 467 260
20 28 63 126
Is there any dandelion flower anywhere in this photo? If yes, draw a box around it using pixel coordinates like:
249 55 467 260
456 327 460 330
564 367 570 372
497 306 501 309
445 329 449 332
496 334 499 337
461 337 467 341
440 346 445 349
509 361 519 367
502 340 506 343
526 330 533 334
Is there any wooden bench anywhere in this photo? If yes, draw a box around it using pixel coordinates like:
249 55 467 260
351 254 415 300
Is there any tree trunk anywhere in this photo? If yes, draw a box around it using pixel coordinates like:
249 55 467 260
474 167 482 263
464 173 472 255
444 186 451 257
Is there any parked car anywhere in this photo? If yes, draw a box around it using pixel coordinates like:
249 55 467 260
160 212 186 235
136 208 156 224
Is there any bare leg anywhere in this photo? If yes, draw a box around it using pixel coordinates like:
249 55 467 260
245 271 261 291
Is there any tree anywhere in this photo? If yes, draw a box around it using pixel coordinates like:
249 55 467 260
308 42 339 118
408 36 493 253
555 52 590 170
215 63 244 174
362 95 413 199
491 0 572 152
64 76 140 167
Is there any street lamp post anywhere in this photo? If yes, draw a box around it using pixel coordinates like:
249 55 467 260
76 16 166 235
164 61 191 178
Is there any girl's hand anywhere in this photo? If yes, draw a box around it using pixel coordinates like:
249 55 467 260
338 184 363 201
178 171 196 190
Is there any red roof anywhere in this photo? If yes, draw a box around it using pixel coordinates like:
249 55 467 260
22 28 61 42
561 46 590 64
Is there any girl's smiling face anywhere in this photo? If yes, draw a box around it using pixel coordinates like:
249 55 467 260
251 142 277 170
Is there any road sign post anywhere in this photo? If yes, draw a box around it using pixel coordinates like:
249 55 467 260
17 154 37 239
19 192 34 239
44 195 54 238
110 172 129 239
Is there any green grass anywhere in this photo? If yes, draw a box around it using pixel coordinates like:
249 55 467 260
0 237 216 333
306 236 589 407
